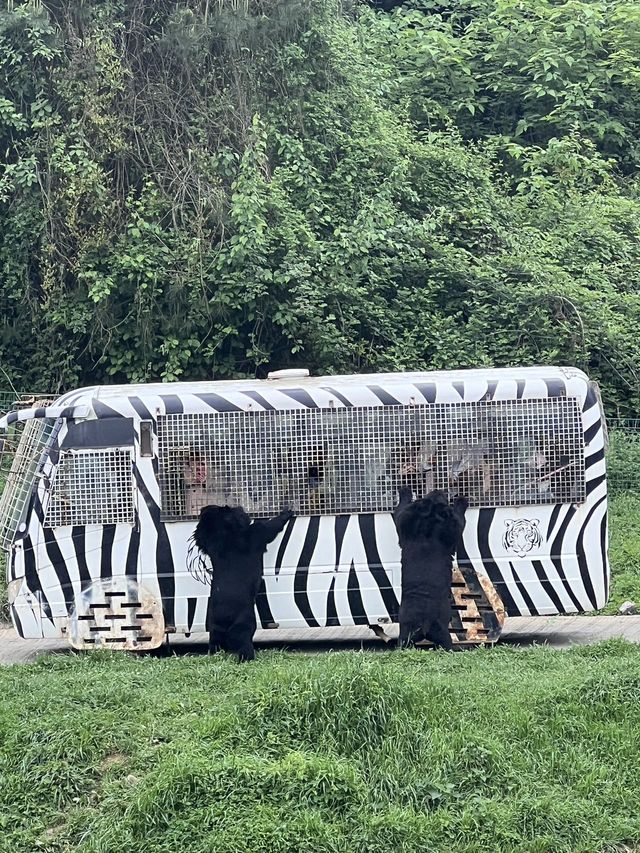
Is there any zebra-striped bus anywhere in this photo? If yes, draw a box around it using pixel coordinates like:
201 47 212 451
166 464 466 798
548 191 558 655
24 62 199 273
0 366 608 650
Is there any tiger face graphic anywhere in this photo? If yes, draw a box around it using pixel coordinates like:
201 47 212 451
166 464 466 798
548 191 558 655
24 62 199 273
503 519 543 558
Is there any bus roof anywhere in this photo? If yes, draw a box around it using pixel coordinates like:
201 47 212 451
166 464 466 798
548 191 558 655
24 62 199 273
53 366 590 407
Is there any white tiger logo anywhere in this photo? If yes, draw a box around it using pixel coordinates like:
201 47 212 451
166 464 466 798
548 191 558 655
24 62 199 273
503 519 542 558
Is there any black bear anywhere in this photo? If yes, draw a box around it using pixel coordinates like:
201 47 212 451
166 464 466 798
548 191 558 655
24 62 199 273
193 504 294 662
393 487 468 651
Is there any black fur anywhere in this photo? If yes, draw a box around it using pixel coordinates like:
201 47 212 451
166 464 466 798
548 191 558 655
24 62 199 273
193 504 294 661
393 487 468 651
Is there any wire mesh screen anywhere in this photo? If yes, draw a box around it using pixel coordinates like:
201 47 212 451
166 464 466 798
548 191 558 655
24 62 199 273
0 419 56 550
157 398 585 519
44 449 135 528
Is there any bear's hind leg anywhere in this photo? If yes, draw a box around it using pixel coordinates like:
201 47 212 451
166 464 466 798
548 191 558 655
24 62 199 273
208 628 226 655
426 621 454 652
226 612 257 663
398 621 423 650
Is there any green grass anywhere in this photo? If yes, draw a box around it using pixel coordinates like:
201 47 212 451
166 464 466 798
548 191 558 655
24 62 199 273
0 464 7 623
605 493 640 613
1 643 640 853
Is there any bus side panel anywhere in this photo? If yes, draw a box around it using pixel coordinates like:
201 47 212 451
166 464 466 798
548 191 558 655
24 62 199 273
459 497 608 617
167 514 401 632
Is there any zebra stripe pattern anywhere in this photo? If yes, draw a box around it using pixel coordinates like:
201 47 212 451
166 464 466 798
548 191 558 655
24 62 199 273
5 368 608 639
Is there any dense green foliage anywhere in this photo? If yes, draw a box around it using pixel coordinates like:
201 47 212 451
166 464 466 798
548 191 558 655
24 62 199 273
1 643 640 852
0 0 639 412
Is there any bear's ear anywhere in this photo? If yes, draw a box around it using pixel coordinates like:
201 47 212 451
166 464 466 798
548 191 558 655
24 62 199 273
531 519 539 528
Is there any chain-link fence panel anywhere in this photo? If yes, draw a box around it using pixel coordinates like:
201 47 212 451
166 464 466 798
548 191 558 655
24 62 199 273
606 419 640 495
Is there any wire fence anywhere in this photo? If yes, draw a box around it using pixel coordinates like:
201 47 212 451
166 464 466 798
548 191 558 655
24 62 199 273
1 392 639 497
605 419 640 495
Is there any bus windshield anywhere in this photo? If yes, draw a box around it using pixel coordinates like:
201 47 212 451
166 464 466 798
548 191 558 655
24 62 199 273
0 418 56 551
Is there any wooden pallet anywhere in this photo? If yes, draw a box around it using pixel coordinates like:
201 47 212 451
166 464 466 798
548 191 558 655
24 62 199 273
414 565 506 647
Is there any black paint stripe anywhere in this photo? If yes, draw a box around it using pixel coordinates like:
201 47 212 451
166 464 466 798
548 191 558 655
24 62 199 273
160 395 183 414
293 516 321 627
7 547 16 583
531 559 565 613
586 473 606 496
334 515 349 572
544 379 566 397
452 382 465 399
471 508 519 616
187 596 197 632
415 382 437 403
100 525 116 579
22 537 54 623
547 505 563 541
576 494 607 610
48 426 61 466
585 447 605 472
130 397 154 421
516 380 525 400
242 390 276 411
32 492 45 525
551 504 576 557
535 521 582 614
509 561 539 615
358 515 399 618
326 576 339 626
347 561 368 625
256 578 276 628
601 509 609 601
486 380 498 401
278 388 318 409
71 527 92 587
549 505 584 612
134 468 175 629
582 386 599 413
584 420 602 446
11 605 24 638
42 527 74 616
274 518 296 577
125 516 140 578
194 393 243 412
321 387 353 408
93 400 126 418
368 386 401 407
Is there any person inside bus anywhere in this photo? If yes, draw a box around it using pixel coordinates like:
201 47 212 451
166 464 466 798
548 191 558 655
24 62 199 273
184 450 208 516
307 445 327 514
393 439 437 499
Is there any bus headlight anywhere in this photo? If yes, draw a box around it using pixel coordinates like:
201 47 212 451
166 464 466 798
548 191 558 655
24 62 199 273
6 578 24 604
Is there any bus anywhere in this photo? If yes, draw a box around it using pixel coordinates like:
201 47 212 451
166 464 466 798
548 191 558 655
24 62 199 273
0 366 608 650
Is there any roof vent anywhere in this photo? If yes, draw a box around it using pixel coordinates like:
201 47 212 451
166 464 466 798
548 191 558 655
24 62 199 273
267 369 310 381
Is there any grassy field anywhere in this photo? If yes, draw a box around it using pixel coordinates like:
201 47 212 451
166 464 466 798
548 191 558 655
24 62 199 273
0 643 639 853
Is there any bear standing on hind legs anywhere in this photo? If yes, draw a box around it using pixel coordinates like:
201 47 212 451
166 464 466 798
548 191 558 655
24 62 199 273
393 487 468 651
193 505 294 662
